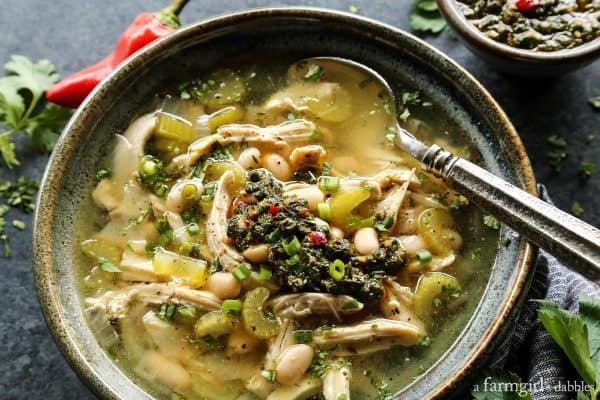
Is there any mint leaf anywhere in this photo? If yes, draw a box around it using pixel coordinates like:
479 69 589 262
536 300 597 387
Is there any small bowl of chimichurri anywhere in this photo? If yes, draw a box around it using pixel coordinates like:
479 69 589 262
437 0 600 75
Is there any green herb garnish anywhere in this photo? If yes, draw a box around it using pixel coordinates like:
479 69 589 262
304 64 324 81
156 302 177 321
580 161 596 178
483 215 501 230
588 96 600 110
571 202 584 217
0 55 71 167
410 0 446 34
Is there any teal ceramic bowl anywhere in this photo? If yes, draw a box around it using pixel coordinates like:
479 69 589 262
33 8 537 399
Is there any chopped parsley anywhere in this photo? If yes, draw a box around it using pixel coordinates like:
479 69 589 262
95 169 112 180
546 135 566 148
98 258 121 273
570 201 584 217
349 4 360 13
0 176 39 257
588 96 600 110
483 215 501 230
547 150 568 172
304 64 324 81
579 161 596 178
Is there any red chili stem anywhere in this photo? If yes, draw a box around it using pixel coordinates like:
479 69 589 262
161 0 190 16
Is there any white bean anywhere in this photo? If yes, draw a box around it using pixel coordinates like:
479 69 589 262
399 235 427 256
262 153 291 181
243 244 269 264
166 179 203 213
286 186 325 210
354 227 379 255
238 147 261 169
330 227 345 241
206 272 241 299
276 344 314 386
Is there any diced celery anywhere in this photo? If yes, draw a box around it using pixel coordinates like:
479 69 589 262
203 160 246 191
418 208 455 255
413 272 461 319
80 239 122 265
242 287 280 339
329 186 371 227
152 247 208 288
155 111 198 144
194 310 235 338
207 104 245 131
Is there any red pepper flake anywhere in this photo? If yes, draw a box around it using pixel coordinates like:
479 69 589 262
309 231 327 246
298 208 310 218
268 205 280 216
515 0 540 12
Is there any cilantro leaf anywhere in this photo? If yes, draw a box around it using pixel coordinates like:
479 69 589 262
411 0 447 34
0 134 18 167
0 55 70 167
536 299 598 387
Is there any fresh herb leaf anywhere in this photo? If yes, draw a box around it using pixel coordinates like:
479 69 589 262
349 4 360 13
580 161 596 178
0 55 71 167
546 135 567 148
571 202 584 217
411 0 447 34
589 96 600 110
547 150 568 172
304 64 324 81
483 215 501 230
584 135 595 144
536 299 598 387
98 257 121 273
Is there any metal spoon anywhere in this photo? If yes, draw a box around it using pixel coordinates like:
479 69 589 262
304 57 600 280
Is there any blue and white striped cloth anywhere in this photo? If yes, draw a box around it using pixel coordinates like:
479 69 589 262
489 186 600 400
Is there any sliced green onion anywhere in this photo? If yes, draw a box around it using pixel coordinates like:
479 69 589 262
232 264 251 282
347 215 375 229
258 265 272 280
317 202 331 221
265 228 282 243
187 223 200 236
182 183 198 200
222 299 243 316
156 302 177 321
141 157 159 176
261 369 277 383
285 254 300 267
416 250 433 264
318 176 341 192
282 236 301 256
293 329 314 344
329 259 346 281
382 213 394 229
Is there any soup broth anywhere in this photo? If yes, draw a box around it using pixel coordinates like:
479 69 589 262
77 58 498 400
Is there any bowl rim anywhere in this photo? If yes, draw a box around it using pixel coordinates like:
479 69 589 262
32 6 538 399
437 0 600 64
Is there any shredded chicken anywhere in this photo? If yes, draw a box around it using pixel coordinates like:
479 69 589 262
313 318 423 348
178 120 316 168
376 179 411 234
85 283 222 320
206 171 244 270
271 293 363 321
288 145 326 170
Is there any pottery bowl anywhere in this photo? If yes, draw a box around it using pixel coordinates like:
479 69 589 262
437 0 600 76
33 8 536 399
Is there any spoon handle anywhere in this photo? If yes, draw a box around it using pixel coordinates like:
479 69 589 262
422 144 600 281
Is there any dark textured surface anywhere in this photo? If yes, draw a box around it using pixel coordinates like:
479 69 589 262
0 1 597 399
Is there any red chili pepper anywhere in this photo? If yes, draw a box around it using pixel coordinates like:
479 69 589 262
515 0 540 12
46 0 189 108
268 205 280 216
309 231 327 247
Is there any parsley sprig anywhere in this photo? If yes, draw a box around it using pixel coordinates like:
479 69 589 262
0 55 71 168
